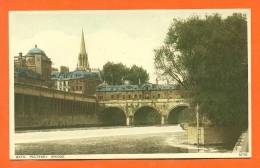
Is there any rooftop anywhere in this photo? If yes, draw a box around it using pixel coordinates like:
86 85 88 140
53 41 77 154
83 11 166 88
96 83 178 92
51 70 101 80
15 67 41 80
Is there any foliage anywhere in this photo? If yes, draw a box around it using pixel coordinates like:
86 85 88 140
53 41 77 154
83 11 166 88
101 62 129 85
102 62 149 85
126 65 149 85
154 13 248 128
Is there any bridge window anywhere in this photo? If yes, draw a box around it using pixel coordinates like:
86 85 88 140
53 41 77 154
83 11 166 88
145 94 150 99
128 95 131 99
134 94 137 99
139 94 142 99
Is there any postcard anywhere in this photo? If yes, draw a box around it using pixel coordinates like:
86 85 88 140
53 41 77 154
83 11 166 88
9 9 251 160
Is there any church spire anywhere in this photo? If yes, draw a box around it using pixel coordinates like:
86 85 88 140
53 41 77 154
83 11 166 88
77 29 90 71
80 29 87 55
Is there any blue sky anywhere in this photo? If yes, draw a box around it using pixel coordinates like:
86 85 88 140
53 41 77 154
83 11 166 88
9 9 248 83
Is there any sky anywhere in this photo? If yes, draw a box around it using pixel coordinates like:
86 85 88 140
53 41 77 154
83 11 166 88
9 9 249 83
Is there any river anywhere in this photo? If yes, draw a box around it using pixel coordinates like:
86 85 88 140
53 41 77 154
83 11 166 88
15 125 232 155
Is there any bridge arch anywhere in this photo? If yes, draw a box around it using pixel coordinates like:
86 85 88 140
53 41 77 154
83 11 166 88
167 104 190 124
133 106 161 126
98 106 126 126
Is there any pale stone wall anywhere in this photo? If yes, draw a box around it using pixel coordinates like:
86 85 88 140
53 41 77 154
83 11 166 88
187 126 241 145
15 93 100 130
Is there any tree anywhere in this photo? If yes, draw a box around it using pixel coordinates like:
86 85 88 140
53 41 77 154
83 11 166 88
154 13 248 128
126 65 149 85
154 42 188 88
102 62 149 85
101 62 129 85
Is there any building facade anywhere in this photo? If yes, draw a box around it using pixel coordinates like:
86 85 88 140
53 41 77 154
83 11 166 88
51 70 101 95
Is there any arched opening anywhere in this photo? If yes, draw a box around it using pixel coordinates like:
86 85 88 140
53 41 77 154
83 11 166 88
133 106 160 126
167 105 190 124
98 107 126 126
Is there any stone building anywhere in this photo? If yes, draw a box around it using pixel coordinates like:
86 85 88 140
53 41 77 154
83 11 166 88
14 45 52 86
96 83 185 101
51 70 101 95
51 30 102 96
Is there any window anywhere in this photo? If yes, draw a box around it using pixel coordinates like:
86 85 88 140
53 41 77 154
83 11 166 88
123 95 125 99
111 95 114 99
158 94 160 98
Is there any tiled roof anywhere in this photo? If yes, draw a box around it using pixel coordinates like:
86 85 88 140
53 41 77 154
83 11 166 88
51 70 101 80
96 83 177 92
14 67 41 79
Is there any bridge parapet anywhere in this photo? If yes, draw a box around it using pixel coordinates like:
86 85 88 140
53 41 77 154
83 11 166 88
15 82 96 102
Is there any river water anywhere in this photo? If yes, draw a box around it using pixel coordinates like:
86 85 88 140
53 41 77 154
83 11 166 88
15 125 232 155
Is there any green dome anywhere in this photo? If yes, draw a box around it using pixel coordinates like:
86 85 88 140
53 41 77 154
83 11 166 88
27 45 46 56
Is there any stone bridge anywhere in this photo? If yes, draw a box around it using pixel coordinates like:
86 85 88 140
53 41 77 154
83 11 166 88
98 98 190 126
14 82 192 128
